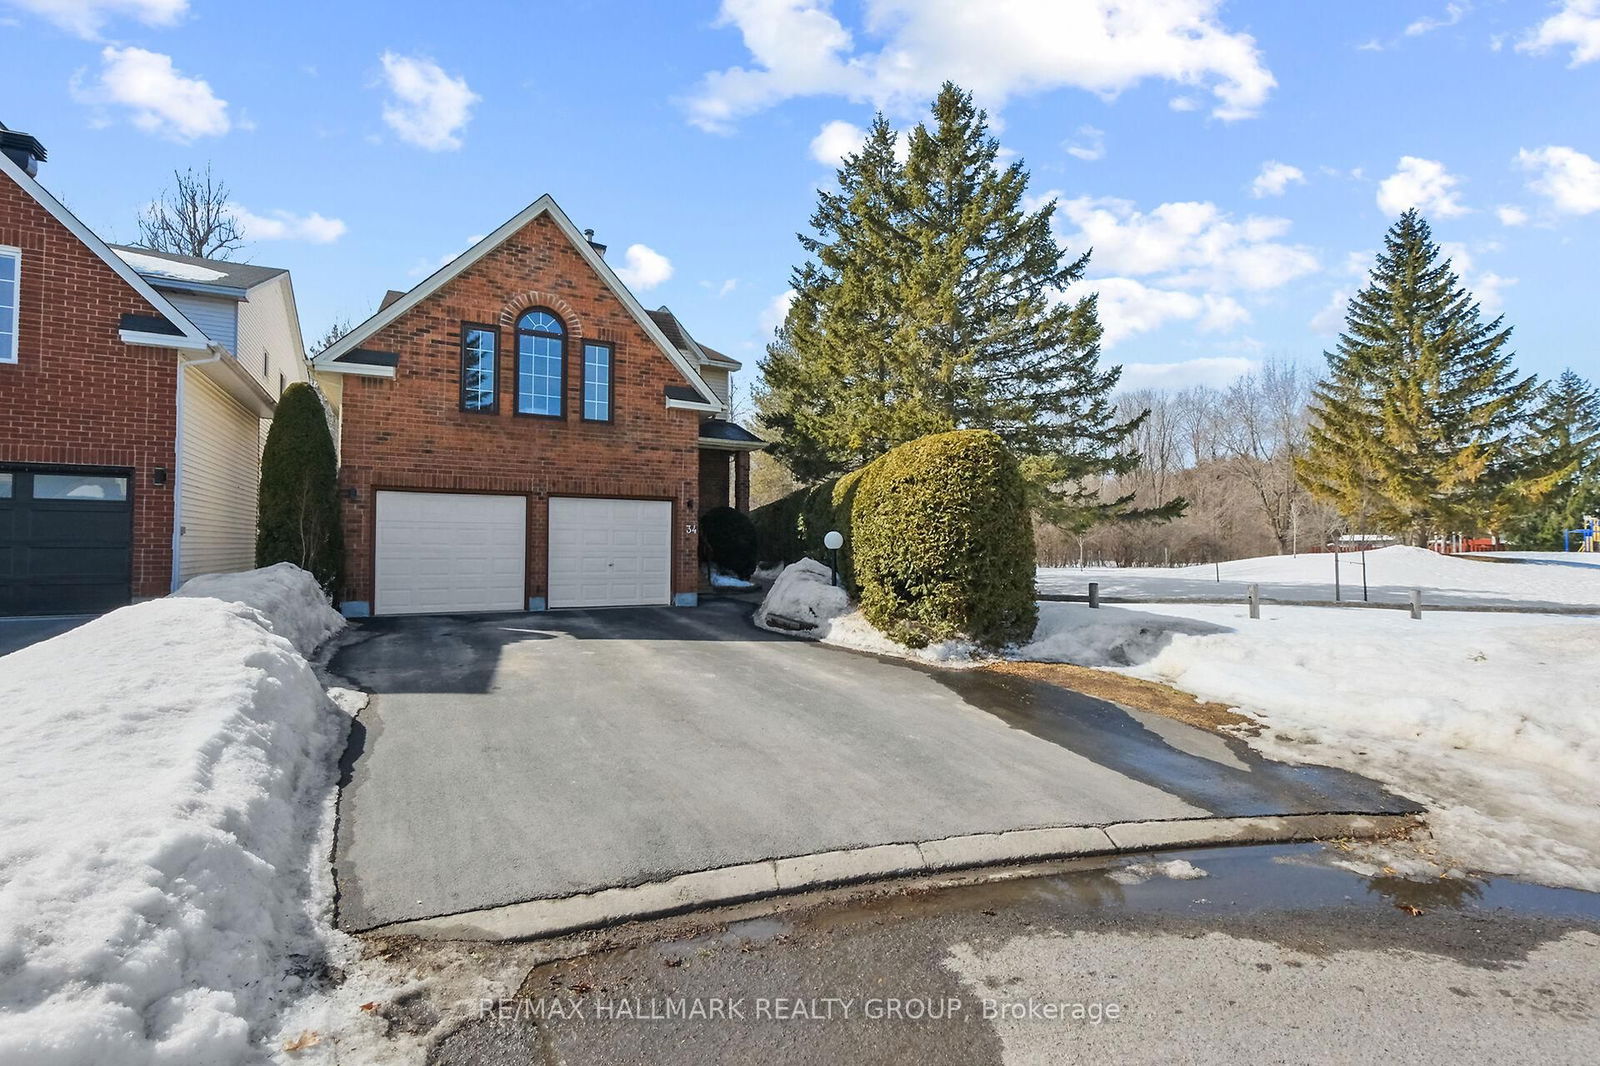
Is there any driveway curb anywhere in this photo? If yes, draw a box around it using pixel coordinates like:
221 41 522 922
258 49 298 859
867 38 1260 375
358 812 1420 942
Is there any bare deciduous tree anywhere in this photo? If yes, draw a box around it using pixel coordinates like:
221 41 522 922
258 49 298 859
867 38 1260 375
136 165 243 260
311 318 351 356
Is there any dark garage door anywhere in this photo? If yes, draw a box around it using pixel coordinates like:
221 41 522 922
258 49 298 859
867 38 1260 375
0 467 134 615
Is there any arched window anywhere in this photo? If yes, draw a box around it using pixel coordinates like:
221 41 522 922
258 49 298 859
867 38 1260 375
515 308 565 416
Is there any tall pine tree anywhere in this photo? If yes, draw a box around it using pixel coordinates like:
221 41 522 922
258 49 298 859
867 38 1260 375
757 84 1172 529
1297 210 1548 542
1503 369 1600 547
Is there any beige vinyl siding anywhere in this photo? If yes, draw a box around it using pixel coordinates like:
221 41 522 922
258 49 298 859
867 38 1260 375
168 292 239 353
237 275 306 394
179 366 260 581
700 366 730 408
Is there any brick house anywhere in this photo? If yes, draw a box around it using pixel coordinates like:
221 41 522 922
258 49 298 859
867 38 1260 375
311 194 764 617
0 124 310 615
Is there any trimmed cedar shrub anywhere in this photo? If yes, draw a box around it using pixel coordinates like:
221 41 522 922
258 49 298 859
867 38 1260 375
256 382 342 591
852 430 1036 649
700 506 760 579
748 429 1036 648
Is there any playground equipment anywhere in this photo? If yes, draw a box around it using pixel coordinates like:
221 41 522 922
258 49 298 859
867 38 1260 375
1564 515 1599 553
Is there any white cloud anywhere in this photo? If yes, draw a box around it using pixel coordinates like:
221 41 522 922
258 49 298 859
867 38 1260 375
378 52 479 151
686 0 1275 131
759 289 797 335
232 207 347 244
1310 288 1352 335
1081 277 1248 348
1120 356 1260 390
1496 204 1530 226
1168 95 1200 111
10 0 184 38
614 244 674 291
1405 2 1469 37
1518 0 1600 66
809 119 867 166
1065 125 1105 162
1517 145 1600 214
1341 249 1374 275
74 46 228 141
1376 156 1469 218
1058 196 1319 292
1249 160 1305 198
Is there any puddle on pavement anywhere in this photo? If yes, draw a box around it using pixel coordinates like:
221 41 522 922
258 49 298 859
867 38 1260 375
927 666 1422 818
536 842 1600 983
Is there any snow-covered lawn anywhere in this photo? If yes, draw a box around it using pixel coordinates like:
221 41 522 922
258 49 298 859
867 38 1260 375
1021 600 1600 892
1037 545 1600 609
0 565 354 1064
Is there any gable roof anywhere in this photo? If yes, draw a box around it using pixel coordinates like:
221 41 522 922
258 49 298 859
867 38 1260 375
646 307 742 371
109 244 289 294
313 194 718 405
0 148 210 350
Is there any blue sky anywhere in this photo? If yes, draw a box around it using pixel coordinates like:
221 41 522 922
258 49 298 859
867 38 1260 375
3 0 1598 397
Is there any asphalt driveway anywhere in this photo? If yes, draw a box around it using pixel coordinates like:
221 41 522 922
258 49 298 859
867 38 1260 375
331 600 1413 932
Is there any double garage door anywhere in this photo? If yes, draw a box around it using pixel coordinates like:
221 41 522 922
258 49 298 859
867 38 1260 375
374 491 671 615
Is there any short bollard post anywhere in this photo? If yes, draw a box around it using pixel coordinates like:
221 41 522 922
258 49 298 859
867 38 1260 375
1088 581 1100 609
1410 588 1422 620
1248 583 1260 619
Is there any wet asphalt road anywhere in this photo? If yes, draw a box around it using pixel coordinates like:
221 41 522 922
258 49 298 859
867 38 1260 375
418 843 1600 1065
329 600 1415 931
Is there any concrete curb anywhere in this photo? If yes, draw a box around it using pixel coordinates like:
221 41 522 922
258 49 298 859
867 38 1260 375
359 812 1420 942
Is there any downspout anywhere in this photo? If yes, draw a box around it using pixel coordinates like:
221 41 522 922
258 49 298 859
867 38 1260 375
169 344 227 591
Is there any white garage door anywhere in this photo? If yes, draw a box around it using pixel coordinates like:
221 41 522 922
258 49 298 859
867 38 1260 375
375 491 526 615
547 497 672 608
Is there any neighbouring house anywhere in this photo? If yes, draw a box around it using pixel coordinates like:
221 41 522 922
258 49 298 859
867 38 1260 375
0 123 312 615
310 194 765 617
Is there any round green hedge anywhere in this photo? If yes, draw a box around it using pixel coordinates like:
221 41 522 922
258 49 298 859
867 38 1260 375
700 506 760 580
852 431 1036 648
748 430 1037 648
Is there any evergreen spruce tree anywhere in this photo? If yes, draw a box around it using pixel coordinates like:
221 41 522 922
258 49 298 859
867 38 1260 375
1297 210 1547 542
257 382 342 590
757 83 1172 529
1503 369 1600 547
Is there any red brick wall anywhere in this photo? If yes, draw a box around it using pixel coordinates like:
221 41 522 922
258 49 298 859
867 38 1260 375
0 172 178 598
337 212 706 608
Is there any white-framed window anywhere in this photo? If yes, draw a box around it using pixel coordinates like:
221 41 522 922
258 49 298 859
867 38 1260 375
0 245 19 364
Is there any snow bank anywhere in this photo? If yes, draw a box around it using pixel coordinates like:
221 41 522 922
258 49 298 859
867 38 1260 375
1022 600 1600 891
754 559 850 631
1021 603 1228 667
708 566 757 591
1037 544 1600 608
175 563 345 657
755 560 979 664
0 566 349 1065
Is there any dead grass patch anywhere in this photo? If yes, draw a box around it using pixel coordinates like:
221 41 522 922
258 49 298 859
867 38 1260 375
985 660 1258 735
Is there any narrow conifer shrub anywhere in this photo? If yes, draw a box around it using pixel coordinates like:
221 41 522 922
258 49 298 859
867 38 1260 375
256 382 342 591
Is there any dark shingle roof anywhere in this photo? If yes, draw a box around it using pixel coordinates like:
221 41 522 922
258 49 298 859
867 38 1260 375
332 348 400 368
118 312 184 336
379 289 407 311
647 306 742 370
698 419 766 445
109 244 288 290
646 308 689 351
665 384 710 404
